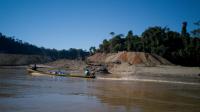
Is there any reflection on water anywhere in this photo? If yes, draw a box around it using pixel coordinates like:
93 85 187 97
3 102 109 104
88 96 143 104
90 80 200 112
0 67 200 112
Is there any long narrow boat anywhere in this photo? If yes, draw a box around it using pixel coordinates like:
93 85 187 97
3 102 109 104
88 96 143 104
27 68 96 79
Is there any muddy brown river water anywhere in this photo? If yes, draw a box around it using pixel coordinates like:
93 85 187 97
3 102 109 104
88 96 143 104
0 67 200 112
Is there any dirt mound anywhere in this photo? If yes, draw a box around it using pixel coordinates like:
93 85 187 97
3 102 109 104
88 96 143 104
87 51 172 66
87 52 172 75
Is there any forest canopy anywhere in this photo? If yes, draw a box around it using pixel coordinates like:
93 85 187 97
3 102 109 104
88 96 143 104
0 33 89 60
93 21 200 66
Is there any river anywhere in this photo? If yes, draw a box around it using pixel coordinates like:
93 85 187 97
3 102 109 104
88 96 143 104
0 67 200 112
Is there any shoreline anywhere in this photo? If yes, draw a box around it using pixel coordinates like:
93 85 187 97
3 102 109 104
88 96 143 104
1 61 200 84
97 77 200 85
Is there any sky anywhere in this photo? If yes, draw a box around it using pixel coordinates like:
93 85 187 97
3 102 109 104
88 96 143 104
0 0 199 50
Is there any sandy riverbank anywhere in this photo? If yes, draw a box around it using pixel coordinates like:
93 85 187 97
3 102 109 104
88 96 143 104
100 65 200 83
2 51 198 84
31 59 200 83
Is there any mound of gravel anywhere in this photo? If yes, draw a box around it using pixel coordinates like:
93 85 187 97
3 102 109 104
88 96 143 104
86 52 172 75
87 51 172 66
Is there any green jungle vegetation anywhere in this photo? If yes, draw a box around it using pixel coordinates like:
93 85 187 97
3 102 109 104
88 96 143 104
90 21 200 66
0 33 89 60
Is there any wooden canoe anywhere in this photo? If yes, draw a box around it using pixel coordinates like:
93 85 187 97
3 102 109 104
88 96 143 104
27 68 95 79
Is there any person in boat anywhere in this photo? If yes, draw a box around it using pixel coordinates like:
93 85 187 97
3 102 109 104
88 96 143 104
84 69 90 76
84 68 95 77
32 64 37 70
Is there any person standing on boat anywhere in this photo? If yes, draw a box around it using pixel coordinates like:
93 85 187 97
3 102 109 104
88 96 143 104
32 64 37 70
84 69 90 76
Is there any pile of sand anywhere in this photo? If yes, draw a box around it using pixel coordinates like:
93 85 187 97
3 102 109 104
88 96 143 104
86 52 172 75
87 51 172 66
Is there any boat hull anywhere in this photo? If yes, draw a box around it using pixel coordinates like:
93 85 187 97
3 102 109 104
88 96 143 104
27 69 95 79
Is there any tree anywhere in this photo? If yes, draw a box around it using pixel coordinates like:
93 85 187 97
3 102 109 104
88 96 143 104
110 35 123 52
181 21 187 36
126 30 134 51
142 26 167 54
89 46 96 55
181 21 190 47
110 32 115 37
191 20 200 37
102 39 110 53
113 44 123 52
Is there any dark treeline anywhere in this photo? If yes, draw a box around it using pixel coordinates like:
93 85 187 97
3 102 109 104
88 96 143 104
92 21 200 66
0 33 89 60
